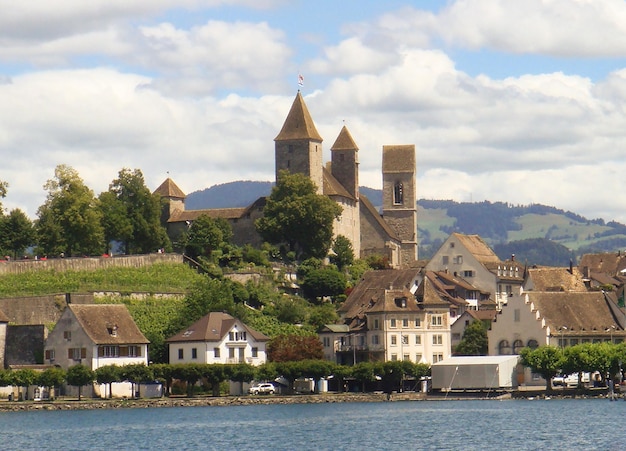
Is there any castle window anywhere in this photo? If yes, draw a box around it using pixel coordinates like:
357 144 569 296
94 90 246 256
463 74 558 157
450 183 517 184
288 145 293 153
393 182 403 205
339 153 344 162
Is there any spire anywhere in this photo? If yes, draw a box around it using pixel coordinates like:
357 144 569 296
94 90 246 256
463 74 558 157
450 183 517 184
153 177 186 199
274 91 323 142
330 125 359 152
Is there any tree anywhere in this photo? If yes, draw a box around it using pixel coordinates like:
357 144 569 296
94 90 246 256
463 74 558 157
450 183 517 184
1 209 35 259
100 168 170 254
454 320 488 356
329 235 354 270
0 179 7 214
299 267 347 303
256 171 342 261
184 214 232 259
11 368 37 400
226 363 256 395
36 165 104 256
520 346 563 391
120 364 153 398
66 364 95 401
95 365 122 399
267 334 323 362
37 367 66 400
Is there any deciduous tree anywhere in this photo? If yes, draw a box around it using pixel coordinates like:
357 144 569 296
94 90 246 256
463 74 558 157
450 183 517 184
267 334 323 362
256 171 342 261
100 168 170 254
1 208 35 259
453 320 488 356
520 345 563 391
36 165 104 256
66 364 95 400
184 214 232 259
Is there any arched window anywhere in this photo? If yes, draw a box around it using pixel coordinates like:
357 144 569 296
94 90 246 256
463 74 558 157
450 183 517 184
498 340 511 355
393 182 403 205
527 339 539 349
512 339 524 354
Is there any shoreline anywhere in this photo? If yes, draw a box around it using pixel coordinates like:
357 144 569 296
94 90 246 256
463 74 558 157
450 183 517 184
0 388 616 412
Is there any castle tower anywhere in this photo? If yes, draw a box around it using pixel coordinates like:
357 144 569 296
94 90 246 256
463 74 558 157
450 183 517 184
382 145 418 265
274 91 324 194
330 125 359 199
154 177 186 222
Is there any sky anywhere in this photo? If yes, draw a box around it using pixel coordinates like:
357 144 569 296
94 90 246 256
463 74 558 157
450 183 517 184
3 0 626 224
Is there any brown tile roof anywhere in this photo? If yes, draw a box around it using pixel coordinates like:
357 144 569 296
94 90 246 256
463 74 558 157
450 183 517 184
168 208 248 223
415 276 459 308
579 252 626 276
323 166 354 199
166 312 269 343
274 91 323 142
453 233 500 264
466 310 498 321
423 272 470 307
338 269 420 318
154 178 186 199
382 145 415 173
330 125 359 151
526 266 588 292
527 291 624 335
69 304 149 345
0 309 9 322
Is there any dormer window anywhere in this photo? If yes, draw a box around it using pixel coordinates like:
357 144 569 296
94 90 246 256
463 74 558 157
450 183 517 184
107 325 118 337
395 297 408 308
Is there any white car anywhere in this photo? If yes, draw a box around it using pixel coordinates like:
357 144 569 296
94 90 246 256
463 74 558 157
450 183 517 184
248 383 275 395
553 373 590 387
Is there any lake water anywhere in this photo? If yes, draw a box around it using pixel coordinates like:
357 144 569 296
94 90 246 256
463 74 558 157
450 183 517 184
1 398 625 450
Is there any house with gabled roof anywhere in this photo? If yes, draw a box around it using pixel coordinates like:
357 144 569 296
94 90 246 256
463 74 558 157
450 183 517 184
426 233 524 310
523 265 588 292
44 304 149 371
321 268 454 365
488 288 626 386
44 304 150 398
156 92 417 268
166 312 269 366
578 252 626 304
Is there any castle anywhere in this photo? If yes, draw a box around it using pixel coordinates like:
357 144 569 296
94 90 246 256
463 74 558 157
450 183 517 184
156 92 418 268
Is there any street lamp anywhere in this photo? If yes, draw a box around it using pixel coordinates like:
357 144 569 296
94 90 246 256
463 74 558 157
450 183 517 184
559 326 568 349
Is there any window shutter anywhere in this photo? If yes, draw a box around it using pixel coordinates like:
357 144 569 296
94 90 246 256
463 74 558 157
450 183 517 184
81 348 87 359
45 350 51 360
98 347 105 357
119 346 128 357
68 348 73 359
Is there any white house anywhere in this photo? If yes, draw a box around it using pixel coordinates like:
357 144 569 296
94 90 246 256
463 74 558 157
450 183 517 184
166 312 269 366
44 304 150 398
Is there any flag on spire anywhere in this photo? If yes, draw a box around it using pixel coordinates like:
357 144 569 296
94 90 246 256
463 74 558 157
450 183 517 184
298 74 304 87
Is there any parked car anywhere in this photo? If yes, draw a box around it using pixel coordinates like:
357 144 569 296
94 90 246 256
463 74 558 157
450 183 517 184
553 373 590 388
248 383 275 395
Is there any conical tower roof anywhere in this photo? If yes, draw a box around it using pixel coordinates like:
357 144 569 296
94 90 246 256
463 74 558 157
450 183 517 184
274 91 323 142
153 177 186 199
330 125 359 151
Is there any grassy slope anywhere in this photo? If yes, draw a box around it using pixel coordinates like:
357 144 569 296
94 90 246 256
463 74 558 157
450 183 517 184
0 263 204 298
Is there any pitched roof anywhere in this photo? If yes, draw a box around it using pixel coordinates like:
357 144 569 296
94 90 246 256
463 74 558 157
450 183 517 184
579 252 626 276
274 91 323 142
359 194 399 241
166 312 269 343
323 166 354 199
330 125 359 152
69 304 149 345
526 291 624 335
338 269 420 318
382 145 415 172
154 178 186 199
525 266 588 292
453 233 500 264
169 207 248 223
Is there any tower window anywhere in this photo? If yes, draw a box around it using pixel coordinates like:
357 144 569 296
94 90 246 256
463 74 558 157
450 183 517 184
393 182 403 205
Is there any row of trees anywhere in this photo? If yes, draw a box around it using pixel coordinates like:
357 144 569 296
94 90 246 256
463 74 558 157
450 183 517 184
0 359 433 401
520 342 626 390
0 166 170 259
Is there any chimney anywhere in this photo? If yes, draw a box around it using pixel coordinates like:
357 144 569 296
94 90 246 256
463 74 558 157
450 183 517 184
511 254 515 261
569 259 573 274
